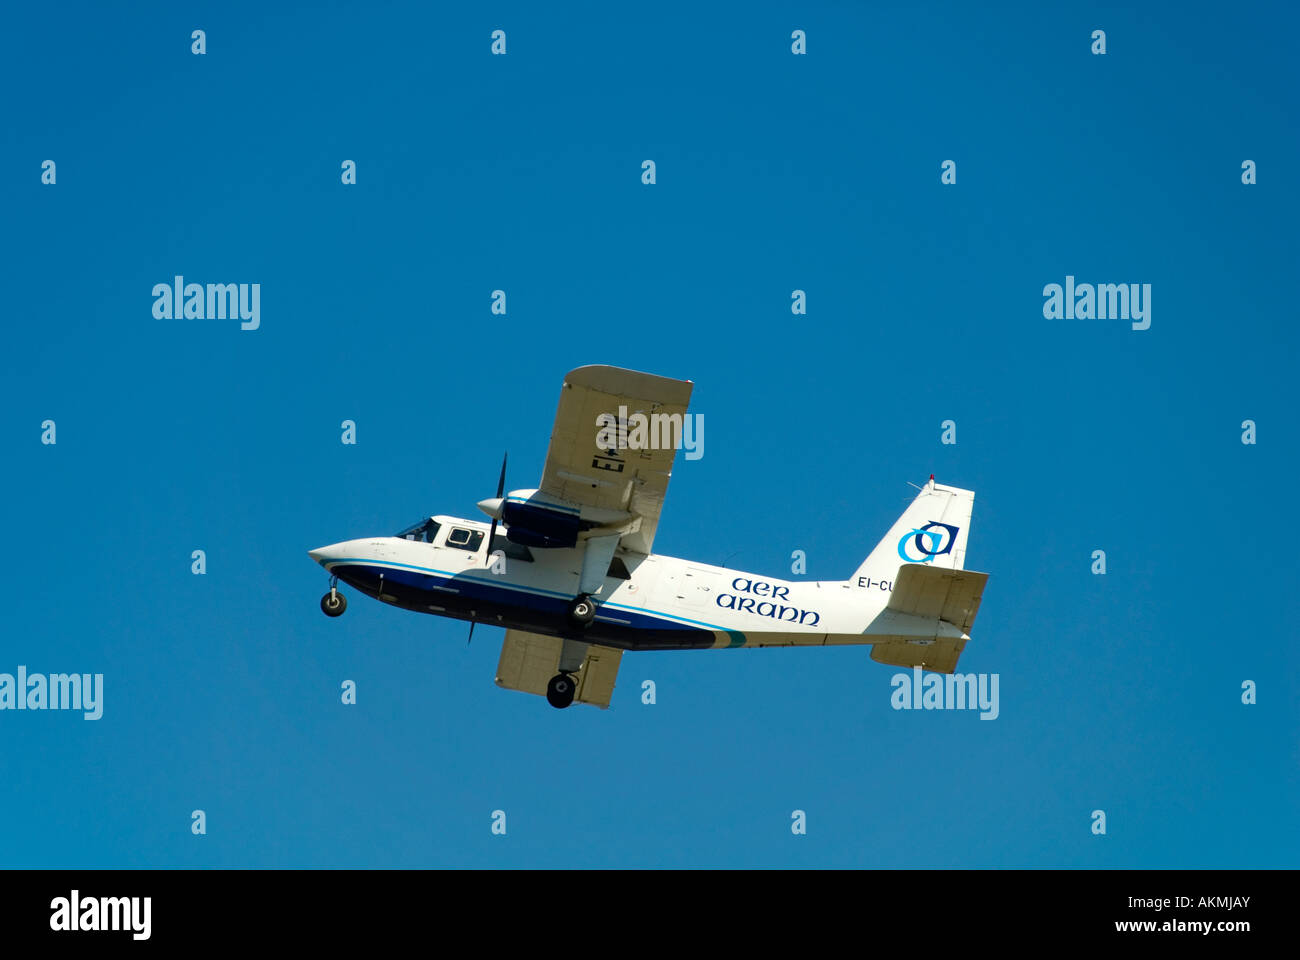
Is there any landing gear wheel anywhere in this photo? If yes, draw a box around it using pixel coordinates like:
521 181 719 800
567 595 597 627
546 673 576 709
320 590 347 617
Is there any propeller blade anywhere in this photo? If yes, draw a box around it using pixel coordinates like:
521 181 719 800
487 451 507 567
467 619 475 645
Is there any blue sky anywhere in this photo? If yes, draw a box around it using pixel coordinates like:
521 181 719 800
1 1 1296 868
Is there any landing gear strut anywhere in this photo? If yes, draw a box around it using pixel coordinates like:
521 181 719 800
321 577 347 617
546 672 576 709
567 594 597 627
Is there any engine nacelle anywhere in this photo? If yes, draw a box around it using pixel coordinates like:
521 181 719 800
504 525 578 549
477 488 633 549
477 490 580 548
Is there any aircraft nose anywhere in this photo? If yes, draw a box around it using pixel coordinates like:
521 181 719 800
308 543 339 566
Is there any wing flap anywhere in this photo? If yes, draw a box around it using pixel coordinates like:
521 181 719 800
494 629 624 709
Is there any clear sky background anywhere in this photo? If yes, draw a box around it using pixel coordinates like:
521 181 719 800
1 1 1296 868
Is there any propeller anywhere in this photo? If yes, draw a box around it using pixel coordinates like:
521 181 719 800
486 451 507 567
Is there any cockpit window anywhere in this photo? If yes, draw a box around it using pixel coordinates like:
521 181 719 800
445 527 485 552
396 519 440 543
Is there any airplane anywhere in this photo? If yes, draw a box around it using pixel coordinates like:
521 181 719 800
308 365 990 710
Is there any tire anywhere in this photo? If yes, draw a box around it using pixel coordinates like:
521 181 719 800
567 595 596 627
321 591 347 617
546 673 575 709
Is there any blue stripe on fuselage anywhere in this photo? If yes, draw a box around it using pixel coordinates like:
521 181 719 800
323 557 742 644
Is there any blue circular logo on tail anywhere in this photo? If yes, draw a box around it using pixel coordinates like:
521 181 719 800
897 521 960 563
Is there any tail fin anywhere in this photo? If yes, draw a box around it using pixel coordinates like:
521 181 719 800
853 477 974 585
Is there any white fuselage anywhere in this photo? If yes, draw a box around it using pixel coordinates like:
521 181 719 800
309 515 965 653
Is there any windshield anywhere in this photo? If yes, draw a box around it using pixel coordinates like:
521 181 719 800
395 518 440 543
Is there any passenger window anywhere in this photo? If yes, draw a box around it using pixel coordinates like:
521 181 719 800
446 528 485 552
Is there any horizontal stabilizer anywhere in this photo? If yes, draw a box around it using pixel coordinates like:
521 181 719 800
887 564 989 634
870 637 967 674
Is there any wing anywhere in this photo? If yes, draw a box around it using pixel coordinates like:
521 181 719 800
539 365 693 555
494 629 624 709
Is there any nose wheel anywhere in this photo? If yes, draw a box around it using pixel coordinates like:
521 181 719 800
321 578 347 617
546 673 576 709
